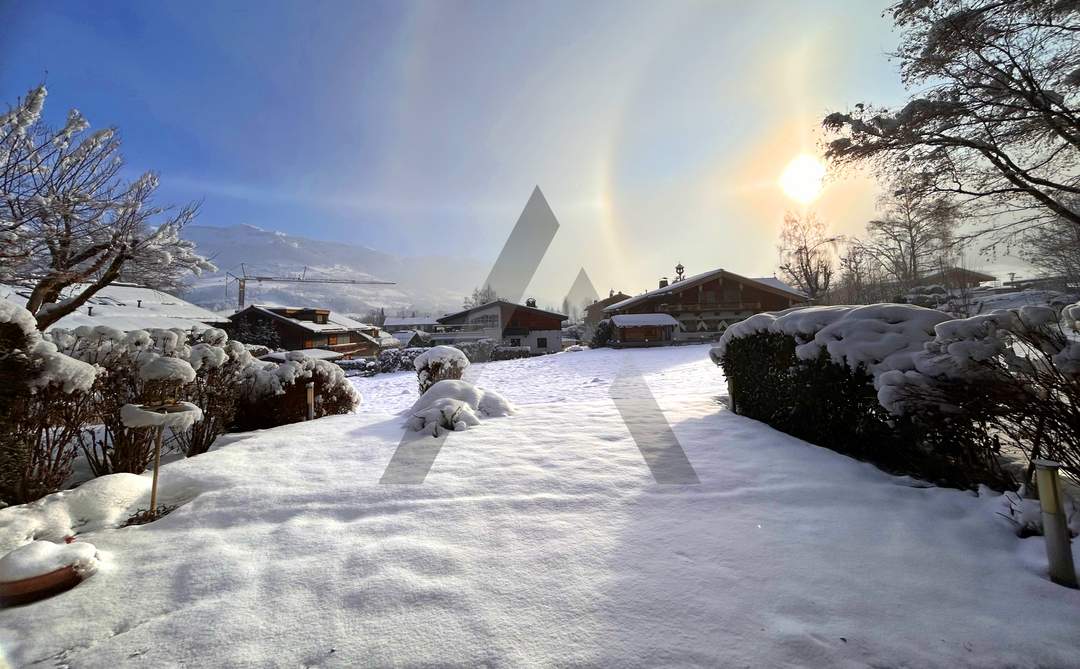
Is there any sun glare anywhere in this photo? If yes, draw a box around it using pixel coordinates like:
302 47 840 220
779 154 826 204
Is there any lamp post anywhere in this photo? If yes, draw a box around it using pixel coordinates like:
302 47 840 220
1034 460 1078 588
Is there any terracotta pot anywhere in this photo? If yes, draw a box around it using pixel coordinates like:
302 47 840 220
0 565 83 607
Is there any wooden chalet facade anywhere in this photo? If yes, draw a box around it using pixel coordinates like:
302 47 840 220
435 300 567 353
603 268 805 343
228 305 384 359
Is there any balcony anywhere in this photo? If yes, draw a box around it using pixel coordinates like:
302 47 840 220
653 302 761 313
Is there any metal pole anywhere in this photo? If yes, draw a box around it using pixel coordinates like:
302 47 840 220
150 427 163 517
1035 460 1078 589
306 381 315 421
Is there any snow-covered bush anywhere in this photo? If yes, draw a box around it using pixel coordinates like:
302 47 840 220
377 346 428 374
173 330 256 457
51 325 195 476
0 302 98 505
336 358 378 378
414 346 469 393
233 353 359 431
712 304 1014 489
879 303 1080 484
454 338 496 363
406 379 514 436
590 319 614 348
490 345 532 361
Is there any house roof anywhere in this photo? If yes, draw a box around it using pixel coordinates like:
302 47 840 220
920 267 997 282
1 282 230 332
603 269 807 312
391 330 427 346
234 305 376 334
586 292 632 314
259 348 344 362
384 316 440 328
437 300 568 323
611 314 681 327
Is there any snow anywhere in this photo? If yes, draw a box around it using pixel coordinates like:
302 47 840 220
0 540 98 582
259 348 343 362
0 301 98 394
0 282 229 332
120 402 204 430
406 379 515 435
138 356 197 383
610 313 681 327
1 346 1078 666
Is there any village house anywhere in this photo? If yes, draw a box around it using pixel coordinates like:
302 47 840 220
603 266 805 346
583 290 631 340
917 267 997 289
0 282 231 332
434 299 566 353
228 305 390 359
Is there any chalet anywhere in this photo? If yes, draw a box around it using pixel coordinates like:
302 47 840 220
228 305 385 359
609 313 682 347
0 282 231 332
918 267 996 289
603 266 805 344
391 329 429 348
435 299 567 353
583 290 631 338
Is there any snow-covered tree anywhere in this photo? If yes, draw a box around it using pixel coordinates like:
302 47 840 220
823 0 1080 245
0 85 214 331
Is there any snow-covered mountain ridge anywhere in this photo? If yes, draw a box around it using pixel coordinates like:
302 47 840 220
181 224 485 316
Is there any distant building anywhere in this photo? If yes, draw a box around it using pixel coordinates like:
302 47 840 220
608 313 682 347
434 300 566 353
0 282 230 332
391 330 429 348
918 267 996 289
229 305 387 359
383 316 441 333
603 267 805 344
583 291 631 339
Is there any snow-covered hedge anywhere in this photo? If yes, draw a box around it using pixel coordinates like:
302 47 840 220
406 379 514 436
414 345 469 393
233 352 360 431
711 304 1018 489
377 346 428 374
0 302 99 505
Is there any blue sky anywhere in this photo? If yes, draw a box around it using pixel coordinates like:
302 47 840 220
1 1 909 296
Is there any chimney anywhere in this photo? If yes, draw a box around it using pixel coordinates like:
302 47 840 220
609 289 614 298
659 277 669 289
137 299 143 308
87 306 93 316
525 298 537 307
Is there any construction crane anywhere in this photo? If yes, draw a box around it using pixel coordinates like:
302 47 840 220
226 265 396 311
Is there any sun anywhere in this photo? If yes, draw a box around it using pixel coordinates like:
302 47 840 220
779 154 826 204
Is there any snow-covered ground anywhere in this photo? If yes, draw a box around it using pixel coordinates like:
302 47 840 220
2 345 1079 667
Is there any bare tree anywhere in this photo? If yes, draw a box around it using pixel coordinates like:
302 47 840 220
1021 201 1080 286
463 284 498 309
858 178 959 291
777 210 835 302
1 85 213 330
823 0 1080 245
833 243 894 305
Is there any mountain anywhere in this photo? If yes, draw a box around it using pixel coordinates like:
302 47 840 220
180 224 486 317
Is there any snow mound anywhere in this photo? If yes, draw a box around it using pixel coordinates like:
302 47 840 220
1 301 98 394
0 473 160 553
0 540 98 582
139 355 197 383
406 379 515 435
413 345 469 372
120 402 204 430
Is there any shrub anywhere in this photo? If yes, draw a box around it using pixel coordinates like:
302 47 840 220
414 346 469 393
454 338 496 363
490 346 532 361
0 303 97 505
336 358 378 377
591 319 613 348
713 304 1016 489
233 354 359 430
377 347 428 373
172 330 253 457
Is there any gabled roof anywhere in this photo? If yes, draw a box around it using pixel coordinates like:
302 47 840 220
603 269 806 312
437 300 568 323
611 314 681 327
233 305 376 334
919 267 997 282
1 282 230 332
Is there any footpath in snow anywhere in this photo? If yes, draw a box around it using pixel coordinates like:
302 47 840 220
1 345 1078 668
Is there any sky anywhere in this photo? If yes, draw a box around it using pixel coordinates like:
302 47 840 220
0 0 924 302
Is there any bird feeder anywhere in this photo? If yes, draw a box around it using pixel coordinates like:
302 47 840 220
120 401 203 519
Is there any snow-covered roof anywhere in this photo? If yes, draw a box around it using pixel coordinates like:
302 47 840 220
439 300 567 323
384 316 440 328
259 349 344 362
242 305 376 334
0 282 230 332
610 314 681 327
392 330 426 345
604 269 807 312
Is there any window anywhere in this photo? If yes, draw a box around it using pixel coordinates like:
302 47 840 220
536 337 548 349
510 337 521 347
328 335 338 346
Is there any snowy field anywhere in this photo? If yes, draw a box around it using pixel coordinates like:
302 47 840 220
2 345 1079 668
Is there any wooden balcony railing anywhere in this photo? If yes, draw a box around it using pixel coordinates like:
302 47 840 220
653 302 761 313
